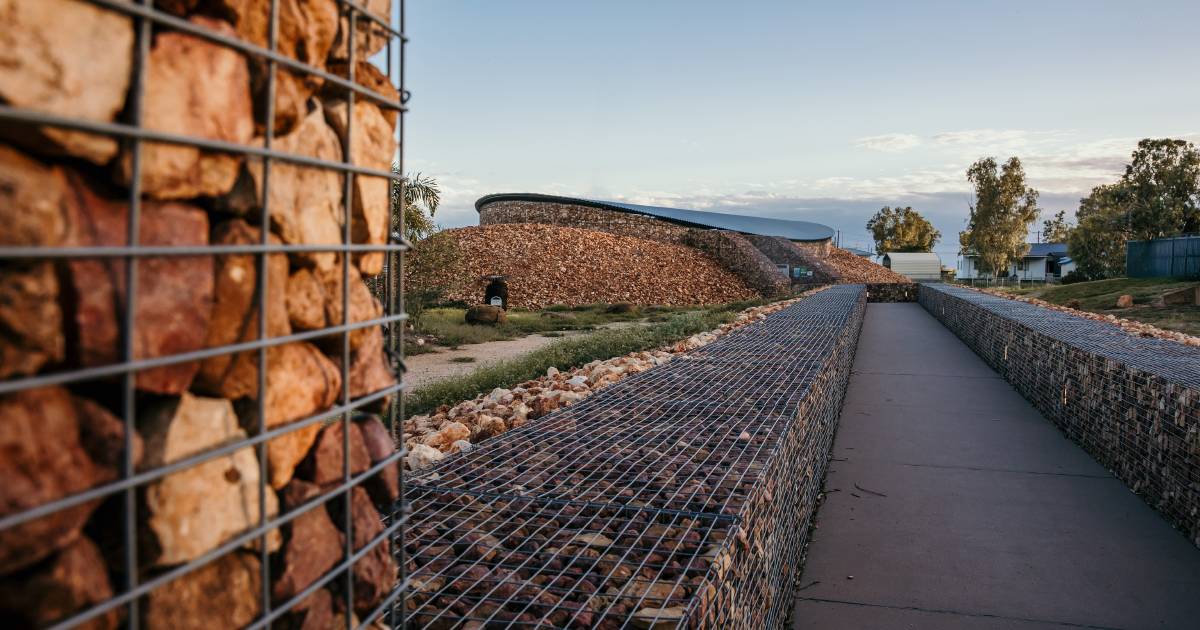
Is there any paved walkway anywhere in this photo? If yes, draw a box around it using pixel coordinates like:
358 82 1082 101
792 303 1200 630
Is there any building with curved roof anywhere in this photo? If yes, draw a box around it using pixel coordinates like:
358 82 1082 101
475 192 841 297
475 193 835 243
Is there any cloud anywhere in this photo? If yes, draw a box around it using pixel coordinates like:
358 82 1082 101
853 133 922 152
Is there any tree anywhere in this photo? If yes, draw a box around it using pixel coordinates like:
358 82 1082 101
390 165 441 242
1040 210 1073 243
404 230 462 328
1068 184 1129 279
1064 138 1200 280
959 157 1040 277
865 206 941 256
1118 138 1200 239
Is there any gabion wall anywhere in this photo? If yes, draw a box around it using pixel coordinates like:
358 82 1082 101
404 285 866 628
920 284 1200 546
864 283 918 303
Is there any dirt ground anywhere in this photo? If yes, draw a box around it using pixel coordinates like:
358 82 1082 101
404 322 653 390
403 333 574 390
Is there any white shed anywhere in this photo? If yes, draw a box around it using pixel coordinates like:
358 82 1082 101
882 252 942 281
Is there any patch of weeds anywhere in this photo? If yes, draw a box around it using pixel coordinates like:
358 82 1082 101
405 310 736 417
449 356 476 363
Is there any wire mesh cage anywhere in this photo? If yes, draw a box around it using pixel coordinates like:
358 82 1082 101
402 286 866 628
0 1 408 628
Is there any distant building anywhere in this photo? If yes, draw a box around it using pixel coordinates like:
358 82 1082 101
841 246 874 258
881 252 942 281
957 243 1071 281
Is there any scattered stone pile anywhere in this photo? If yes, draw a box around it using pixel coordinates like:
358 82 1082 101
408 224 758 308
403 289 827 469
976 287 1200 347
826 247 912 284
0 2 402 627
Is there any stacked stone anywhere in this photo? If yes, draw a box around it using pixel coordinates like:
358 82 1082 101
864 283 919 302
920 284 1200 547
743 235 842 285
403 285 866 627
0 1 402 628
684 230 793 297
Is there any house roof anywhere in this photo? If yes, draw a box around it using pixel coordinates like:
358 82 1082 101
842 246 874 257
961 242 1068 258
1027 242 1068 258
475 193 836 242
883 252 942 263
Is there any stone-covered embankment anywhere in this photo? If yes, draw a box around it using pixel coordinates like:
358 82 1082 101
404 285 867 628
920 283 1200 546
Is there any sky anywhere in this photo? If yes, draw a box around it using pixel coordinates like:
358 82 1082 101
400 0 1200 260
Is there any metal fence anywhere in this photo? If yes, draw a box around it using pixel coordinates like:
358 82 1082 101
0 1 407 628
1126 235 1200 279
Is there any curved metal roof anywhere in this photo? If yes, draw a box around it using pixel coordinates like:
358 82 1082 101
475 193 836 242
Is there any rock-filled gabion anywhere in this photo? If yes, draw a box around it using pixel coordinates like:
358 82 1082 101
403 285 867 628
920 284 1200 547
864 282 919 302
403 290 829 467
0 2 405 627
974 286 1200 347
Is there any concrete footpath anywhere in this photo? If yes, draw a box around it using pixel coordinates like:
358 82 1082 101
792 303 1200 630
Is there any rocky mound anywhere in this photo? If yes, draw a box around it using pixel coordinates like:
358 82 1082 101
409 224 758 308
827 248 912 284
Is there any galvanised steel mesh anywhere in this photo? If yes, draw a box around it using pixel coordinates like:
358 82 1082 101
406 285 867 628
920 284 1200 547
0 1 408 628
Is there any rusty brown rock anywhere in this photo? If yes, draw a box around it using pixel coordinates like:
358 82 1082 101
140 394 280 567
357 416 399 504
316 263 384 350
194 219 291 399
220 340 343 490
329 487 396 615
1116 294 1134 308
0 388 123 575
287 267 328 331
142 551 262 630
232 103 344 271
0 0 131 164
279 588 336 630
0 386 130 571
322 99 395 275
273 481 344 603
299 420 372 487
118 16 254 199
324 60 400 127
262 342 343 489
0 145 73 248
0 262 64 380
329 0 391 63
421 422 470 451
0 536 119 630
75 396 143 472
63 176 213 394
199 0 340 134
331 325 397 409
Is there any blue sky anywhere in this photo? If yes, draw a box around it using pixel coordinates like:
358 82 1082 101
401 1 1200 259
